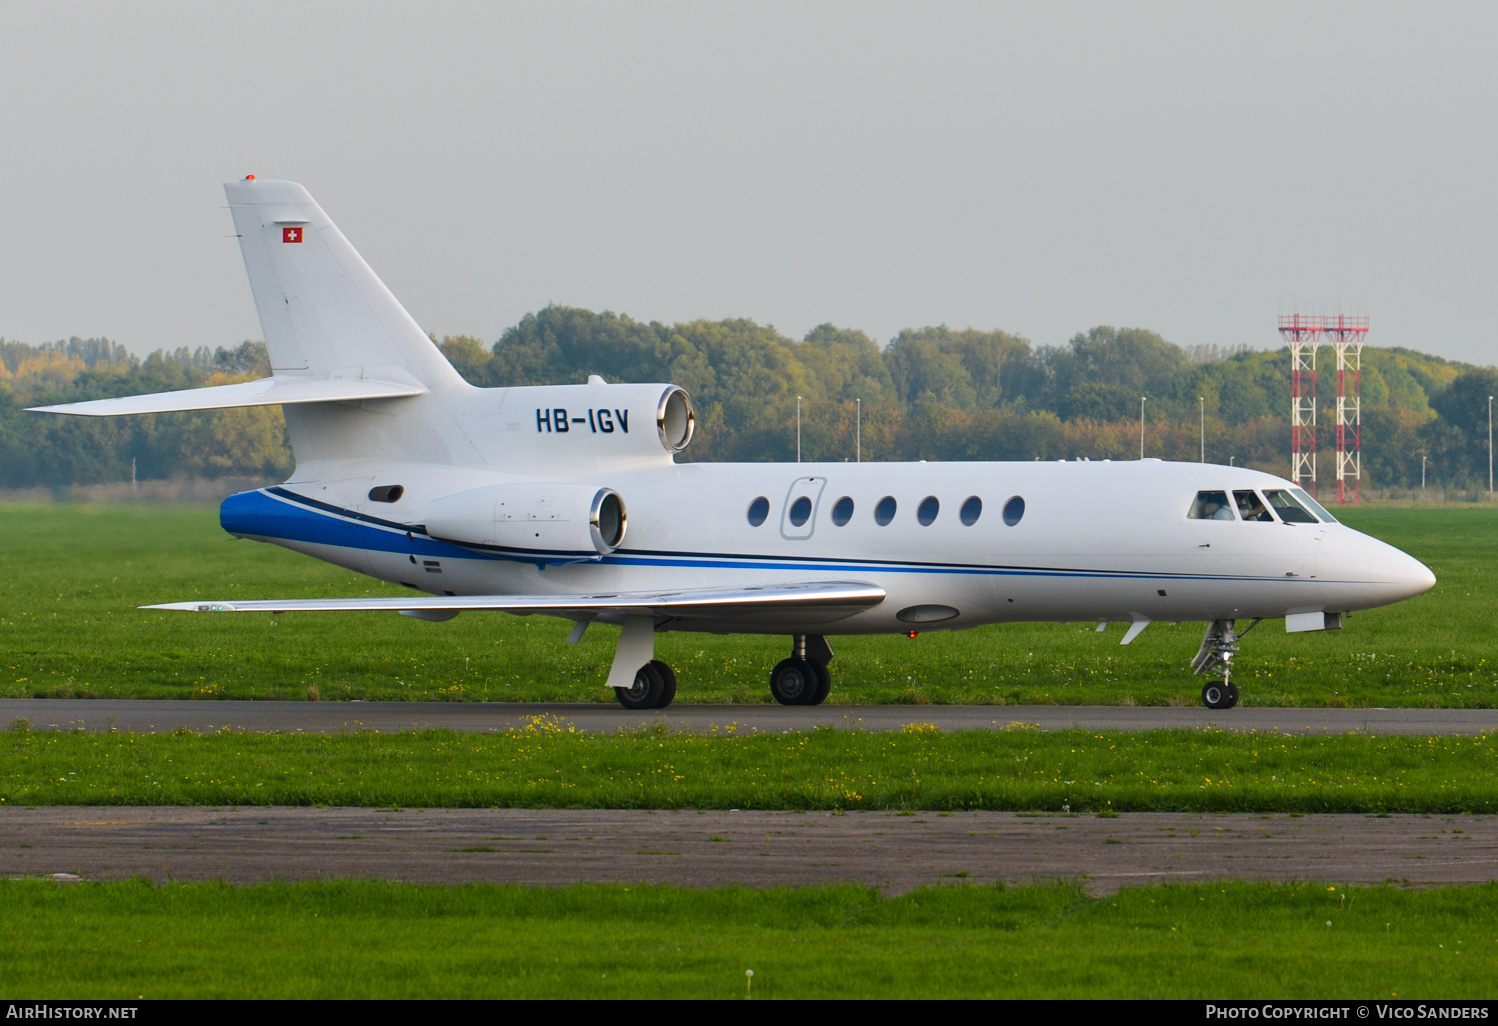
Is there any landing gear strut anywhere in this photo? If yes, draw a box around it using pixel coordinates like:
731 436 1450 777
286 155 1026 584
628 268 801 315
770 635 833 706
615 659 678 710
1191 618 1261 710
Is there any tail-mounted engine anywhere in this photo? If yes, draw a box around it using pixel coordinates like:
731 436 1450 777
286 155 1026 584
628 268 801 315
489 381 695 470
425 483 627 561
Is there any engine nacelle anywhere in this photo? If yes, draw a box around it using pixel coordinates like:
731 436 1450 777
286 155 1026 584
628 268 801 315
425 483 627 560
483 382 695 469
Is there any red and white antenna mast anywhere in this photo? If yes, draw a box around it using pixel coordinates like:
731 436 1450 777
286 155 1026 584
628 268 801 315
1325 313 1369 505
1280 312 1322 496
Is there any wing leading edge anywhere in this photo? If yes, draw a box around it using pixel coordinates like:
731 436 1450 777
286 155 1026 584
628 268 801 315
143 580 887 624
27 376 427 417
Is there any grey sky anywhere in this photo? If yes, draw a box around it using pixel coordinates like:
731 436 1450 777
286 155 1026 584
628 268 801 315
2 1 1494 365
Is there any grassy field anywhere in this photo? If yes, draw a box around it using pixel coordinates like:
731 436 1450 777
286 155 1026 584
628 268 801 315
3 878 1495 999
4 721 1495 812
1 503 1491 707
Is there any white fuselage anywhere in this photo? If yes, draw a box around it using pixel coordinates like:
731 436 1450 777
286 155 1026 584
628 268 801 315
240 425 1435 637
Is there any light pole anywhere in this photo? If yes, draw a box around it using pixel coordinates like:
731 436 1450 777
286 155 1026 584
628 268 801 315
1139 397 1147 459
796 396 802 463
856 398 861 463
1422 455 1427 491
1199 396 1205 463
1488 395 1493 498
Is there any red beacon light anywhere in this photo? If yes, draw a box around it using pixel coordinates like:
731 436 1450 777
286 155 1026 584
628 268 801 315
243 174 256 180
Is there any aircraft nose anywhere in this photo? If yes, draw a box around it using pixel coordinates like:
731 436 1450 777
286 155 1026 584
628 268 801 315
1318 528 1435 604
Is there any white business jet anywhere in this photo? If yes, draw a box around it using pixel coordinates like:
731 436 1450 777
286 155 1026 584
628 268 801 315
31 179 1436 710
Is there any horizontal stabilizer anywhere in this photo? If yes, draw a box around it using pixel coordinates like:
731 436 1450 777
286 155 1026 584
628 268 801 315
28 376 427 417
144 580 887 622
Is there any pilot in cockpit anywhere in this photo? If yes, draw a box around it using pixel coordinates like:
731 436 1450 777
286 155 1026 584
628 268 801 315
1234 490 1273 522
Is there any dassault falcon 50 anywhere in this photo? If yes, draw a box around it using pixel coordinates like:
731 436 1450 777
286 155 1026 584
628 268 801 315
31 178 1436 710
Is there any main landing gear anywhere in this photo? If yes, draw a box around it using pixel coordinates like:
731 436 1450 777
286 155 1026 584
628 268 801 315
1190 618 1261 710
769 635 833 707
608 626 834 711
615 659 678 710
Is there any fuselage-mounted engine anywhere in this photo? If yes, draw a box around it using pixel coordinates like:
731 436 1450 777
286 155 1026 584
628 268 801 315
425 483 627 562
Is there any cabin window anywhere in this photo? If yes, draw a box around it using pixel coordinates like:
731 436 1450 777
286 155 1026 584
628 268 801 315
960 496 982 526
874 496 897 526
1234 490 1274 522
747 496 770 526
1291 488 1338 524
369 485 404 503
917 496 940 525
831 496 854 526
788 495 813 527
1263 489 1319 524
1188 491 1234 520
1002 496 1025 526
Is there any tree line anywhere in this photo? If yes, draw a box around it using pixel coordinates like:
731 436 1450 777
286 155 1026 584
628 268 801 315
2 310 1493 490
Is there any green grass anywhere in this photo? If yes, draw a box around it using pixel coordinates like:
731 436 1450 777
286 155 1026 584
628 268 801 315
3 878 1494 998
4 723 1496 812
1 503 1492 707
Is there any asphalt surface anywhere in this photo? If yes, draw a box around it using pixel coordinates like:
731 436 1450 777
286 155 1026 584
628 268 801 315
3 699 1496 735
5 809 1494 895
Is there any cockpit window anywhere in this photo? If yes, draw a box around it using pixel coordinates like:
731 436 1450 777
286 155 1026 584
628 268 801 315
1263 489 1319 524
1291 488 1338 524
1234 490 1275 522
1188 491 1234 520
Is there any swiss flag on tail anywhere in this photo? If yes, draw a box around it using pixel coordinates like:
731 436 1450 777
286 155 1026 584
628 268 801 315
282 226 303 243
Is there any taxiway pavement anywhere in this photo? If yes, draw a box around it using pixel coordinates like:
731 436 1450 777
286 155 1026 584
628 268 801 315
2 700 1495 735
4 808 1493 895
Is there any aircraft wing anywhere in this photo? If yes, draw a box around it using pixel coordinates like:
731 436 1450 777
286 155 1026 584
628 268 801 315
142 580 887 623
27 376 426 416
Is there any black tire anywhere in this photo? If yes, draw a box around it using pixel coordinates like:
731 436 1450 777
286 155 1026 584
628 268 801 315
1222 681 1239 710
769 657 816 706
805 660 831 706
616 662 664 710
1201 680 1233 710
649 659 677 709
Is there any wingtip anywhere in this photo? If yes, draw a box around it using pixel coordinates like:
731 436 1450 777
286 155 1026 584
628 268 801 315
141 602 238 612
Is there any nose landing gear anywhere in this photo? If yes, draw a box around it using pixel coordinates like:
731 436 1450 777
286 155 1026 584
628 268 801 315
1201 678 1239 710
1191 618 1261 710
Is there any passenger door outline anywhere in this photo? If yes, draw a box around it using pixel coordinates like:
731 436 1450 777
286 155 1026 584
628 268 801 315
780 477 827 540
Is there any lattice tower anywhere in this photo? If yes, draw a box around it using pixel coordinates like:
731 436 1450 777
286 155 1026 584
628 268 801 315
1279 313 1322 495
1324 314 1369 505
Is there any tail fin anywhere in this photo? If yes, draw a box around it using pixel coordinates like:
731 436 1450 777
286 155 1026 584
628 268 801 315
224 178 463 389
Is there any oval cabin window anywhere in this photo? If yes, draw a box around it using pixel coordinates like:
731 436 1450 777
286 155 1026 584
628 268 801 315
874 496 897 526
917 496 939 526
1003 495 1025 526
788 496 813 527
831 496 854 526
747 496 770 527
960 496 982 525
